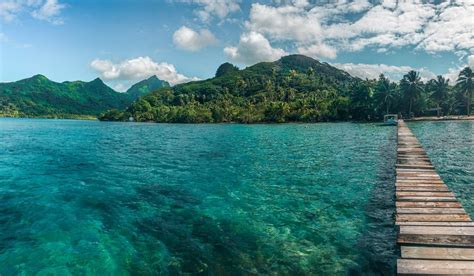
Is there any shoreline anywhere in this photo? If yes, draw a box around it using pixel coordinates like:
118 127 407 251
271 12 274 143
406 116 474 122
2 115 473 124
0 115 98 121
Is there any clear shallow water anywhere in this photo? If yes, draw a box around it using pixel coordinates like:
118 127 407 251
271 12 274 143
409 121 474 217
0 119 399 275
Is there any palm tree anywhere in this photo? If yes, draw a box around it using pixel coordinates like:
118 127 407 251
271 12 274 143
429 75 449 117
400 70 423 117
375 74 394 114
456 67 473 116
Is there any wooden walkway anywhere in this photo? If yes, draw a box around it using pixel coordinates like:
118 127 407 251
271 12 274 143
396 120 474 274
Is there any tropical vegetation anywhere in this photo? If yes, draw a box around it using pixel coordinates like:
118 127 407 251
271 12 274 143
456 67 473 116
99 55 473 123
0 74 168 118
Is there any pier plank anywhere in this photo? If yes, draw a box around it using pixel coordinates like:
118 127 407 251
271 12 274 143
396 214 471 222
396 191 455 197
397 208 466 214
396 201 462 208
401 246 474 260
399 226 474 235
397 234 474 247
396 186 450 192
397 259 474 274
396 197 458 202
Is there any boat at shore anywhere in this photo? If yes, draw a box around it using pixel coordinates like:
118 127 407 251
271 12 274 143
382 114 399 126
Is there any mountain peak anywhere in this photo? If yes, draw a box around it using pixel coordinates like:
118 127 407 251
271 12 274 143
126 75 170 99
31 74 49 81
278 55 321 67
91 77 104 84
147 75 159 81
0 75 133 117
280 54 318 62
215 62 239 77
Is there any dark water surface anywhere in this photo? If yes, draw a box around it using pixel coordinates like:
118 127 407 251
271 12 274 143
0 119 403 274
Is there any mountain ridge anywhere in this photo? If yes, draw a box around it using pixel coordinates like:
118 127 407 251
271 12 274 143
126 75 170 99
99 54 359 123
0 74 167 118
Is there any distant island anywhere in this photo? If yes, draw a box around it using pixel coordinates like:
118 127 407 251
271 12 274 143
0 75 169 119
1 55 472 123
100 55 473 123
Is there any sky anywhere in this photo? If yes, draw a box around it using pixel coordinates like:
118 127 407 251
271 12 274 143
0 0 473 91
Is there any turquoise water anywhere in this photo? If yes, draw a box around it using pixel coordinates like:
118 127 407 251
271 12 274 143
0 119 400 274
409 121 474 217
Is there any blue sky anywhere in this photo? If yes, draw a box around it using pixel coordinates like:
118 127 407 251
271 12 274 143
0 0 473 91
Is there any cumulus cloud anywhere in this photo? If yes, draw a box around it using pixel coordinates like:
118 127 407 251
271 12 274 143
31 0 65 24
244 1 473 56
224 31 287 65
418 3 474 52
0 0 65 24
246 4 322 43
90 56 199 86
174 0 240 22
297 43 337 59
0 1 21 22
172 26 217 51
333 63 436 81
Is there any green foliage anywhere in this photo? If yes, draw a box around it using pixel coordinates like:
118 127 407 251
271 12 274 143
3 55 470 122
100 55 473 123
126 75 170 99
456 67 473 115
100 55 357 123
215 63 239 78
0 74 166 118
427 76 450 116
400 70 424 117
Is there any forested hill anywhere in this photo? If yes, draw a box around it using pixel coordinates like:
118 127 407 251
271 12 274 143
99 54 472 123
99 55 358 123
0 74 167 118
126 75 170 99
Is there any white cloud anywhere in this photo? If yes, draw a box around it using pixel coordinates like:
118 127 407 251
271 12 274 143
224 31 287 65
333 63 436 81
175 0 240 22
418 3 474 53
468 55 474 68
444 54 474 82
31 0 65 24
297 43 337 59
111 83 129 92
0 0 65 24
172 26 217 51
244 1 473 57
90 56 199 86
0 1 21 22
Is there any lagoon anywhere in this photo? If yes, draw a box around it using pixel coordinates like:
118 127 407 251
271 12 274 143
0 119 470 274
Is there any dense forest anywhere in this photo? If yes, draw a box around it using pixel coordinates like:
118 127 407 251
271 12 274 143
0 74 169 118
100 55 473 123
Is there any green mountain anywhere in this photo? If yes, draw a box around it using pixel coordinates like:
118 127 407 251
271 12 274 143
99 55 357 123
126 75 170 99
0 74 166 118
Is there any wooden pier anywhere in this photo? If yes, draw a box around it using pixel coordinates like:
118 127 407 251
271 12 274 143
396 120 474 274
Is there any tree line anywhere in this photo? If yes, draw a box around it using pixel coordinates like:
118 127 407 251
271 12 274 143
99 64 473 123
